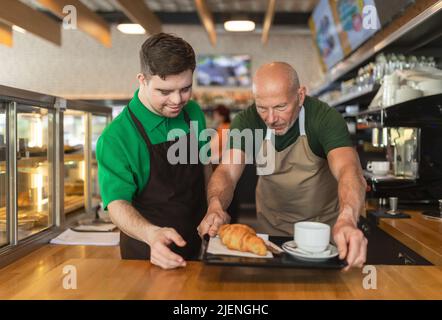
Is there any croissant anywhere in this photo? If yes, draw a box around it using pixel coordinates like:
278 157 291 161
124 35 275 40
218 224 267 256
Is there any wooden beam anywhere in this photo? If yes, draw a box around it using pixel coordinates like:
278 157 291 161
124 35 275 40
115 0 162 35
0 0 60 46
194 0 216 46
37 0 111 48
262 0 276 45
0 21 12 47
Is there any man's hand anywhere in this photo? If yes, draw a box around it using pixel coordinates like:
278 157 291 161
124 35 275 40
333 216 367 271
146 226 187 270
198 199 231 237
327 147 367 271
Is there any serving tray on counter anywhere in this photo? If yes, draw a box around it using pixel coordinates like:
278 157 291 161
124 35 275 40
202 236 346 269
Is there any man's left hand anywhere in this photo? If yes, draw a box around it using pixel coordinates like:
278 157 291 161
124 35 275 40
333 217 367 271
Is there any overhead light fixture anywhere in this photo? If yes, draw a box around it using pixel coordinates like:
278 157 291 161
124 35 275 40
224 20 255 32
117 24 146 35
12 25 26 33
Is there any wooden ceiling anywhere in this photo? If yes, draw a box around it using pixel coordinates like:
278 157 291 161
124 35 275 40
78 0 318 13
0 0 318 47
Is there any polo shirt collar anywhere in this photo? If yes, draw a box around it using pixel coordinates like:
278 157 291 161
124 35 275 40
128 89 184 132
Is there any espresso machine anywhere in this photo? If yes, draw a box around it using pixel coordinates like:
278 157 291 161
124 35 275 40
361 94 442 208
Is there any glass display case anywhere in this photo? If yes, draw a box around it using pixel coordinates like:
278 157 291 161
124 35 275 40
63 110 86 214
16 105 54 240
0 104 7 248
0 85 112 258
64 102 111 215
91 114 108 209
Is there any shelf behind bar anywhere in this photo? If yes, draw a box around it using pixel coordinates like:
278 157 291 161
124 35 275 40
355 92 442 117
357 107 384 116
310 1 442 97
363 170 417 183
327 84 379 108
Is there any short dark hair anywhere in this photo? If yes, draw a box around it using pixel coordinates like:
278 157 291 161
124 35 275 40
139 33 196 79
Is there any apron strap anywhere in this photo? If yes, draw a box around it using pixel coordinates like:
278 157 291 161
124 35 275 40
128 107 153 148
183 109 198 141
265 127 273 140
183 109 191 125
299 105 306 136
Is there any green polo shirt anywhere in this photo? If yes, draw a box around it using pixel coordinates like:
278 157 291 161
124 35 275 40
229 95 352 159
97 90 209 210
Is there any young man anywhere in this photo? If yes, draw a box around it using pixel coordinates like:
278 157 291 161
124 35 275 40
198 62 367 270
97 33 212 269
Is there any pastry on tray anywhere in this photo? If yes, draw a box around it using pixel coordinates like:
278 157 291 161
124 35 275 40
218 224 267 256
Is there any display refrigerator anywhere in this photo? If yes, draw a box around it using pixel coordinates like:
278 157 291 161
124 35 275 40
64 101 112 216
0 85 112 260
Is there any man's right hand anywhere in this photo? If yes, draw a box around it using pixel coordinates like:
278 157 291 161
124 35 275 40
198 199 231 237
146 226 187 269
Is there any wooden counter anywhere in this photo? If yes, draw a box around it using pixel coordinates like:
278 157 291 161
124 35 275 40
1 245 441 300
376 209 442 265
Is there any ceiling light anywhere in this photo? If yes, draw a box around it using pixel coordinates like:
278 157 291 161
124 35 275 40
224 20 255 32
12 25 26 33
117 24 146 35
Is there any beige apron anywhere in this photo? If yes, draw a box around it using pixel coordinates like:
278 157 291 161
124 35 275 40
255 106 339 236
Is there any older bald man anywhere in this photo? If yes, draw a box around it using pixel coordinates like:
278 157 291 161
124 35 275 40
198 62 368 270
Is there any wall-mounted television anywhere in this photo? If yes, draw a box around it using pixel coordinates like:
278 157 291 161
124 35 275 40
196 54 252 87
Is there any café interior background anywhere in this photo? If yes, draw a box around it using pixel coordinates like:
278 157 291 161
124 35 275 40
0 1 322 100
0 0 441 271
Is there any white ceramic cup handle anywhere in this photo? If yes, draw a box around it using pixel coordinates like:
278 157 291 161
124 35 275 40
367 162 372 171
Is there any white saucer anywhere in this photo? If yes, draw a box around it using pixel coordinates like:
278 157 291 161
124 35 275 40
282 240 339 261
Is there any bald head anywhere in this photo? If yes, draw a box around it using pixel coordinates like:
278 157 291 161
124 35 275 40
253 62 300 98
252 62 306 136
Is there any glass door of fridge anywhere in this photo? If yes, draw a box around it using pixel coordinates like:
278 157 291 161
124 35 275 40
16 104 54 241
90 114 109 210
63 110 86 215
0 104 7 247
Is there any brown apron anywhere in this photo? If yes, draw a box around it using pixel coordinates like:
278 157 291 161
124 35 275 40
119 107 207 260
255 106 339 236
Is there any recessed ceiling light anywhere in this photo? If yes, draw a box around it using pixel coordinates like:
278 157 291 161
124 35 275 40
12 25 26 33
117 24 146 35
224 20 255 32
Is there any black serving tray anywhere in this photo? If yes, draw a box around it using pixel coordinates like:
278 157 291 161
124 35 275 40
203 236 346 269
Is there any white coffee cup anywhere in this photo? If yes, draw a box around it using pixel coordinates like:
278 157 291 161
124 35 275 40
367 161 390 176
294 222 330 253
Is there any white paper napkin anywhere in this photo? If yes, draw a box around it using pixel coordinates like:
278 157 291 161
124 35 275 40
207 234 273 258
50 229 120 246
71 224 117 232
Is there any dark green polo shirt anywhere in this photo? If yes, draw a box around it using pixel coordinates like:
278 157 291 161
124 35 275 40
229 95 352 158
97 90 208 210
